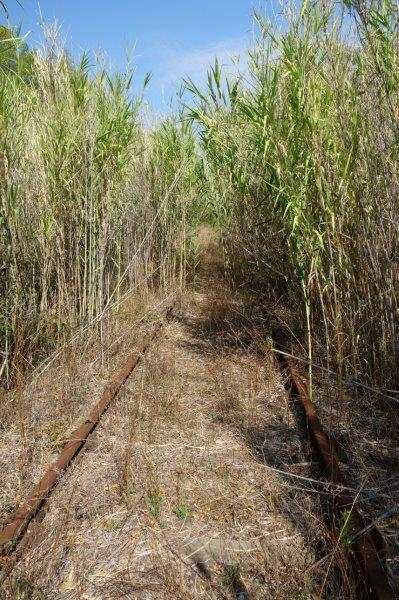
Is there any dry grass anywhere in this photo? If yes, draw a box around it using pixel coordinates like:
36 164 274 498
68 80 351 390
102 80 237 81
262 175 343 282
311 372 399 587
0 291 310 599
0 288 396 599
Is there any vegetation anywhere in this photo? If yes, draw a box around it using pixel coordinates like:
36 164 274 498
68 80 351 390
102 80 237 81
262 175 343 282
0 30 198 386
187 0 398 389
0 3 397 597
0 0 397 394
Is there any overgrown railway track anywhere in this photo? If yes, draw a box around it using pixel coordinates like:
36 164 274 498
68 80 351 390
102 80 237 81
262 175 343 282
278 353 394 600
0 300 395 599
0 313 169 583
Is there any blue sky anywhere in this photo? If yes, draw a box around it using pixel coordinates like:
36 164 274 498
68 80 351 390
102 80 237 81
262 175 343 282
5 1 277 114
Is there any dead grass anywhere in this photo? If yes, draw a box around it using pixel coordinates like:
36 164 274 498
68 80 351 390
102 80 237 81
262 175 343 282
0 287 396 599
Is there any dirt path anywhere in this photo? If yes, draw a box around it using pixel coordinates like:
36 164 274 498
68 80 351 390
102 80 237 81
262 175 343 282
0 291 345 599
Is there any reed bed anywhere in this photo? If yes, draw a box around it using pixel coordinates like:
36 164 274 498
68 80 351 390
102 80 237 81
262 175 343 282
0 33 201 386
1 0 398 393
186 0 399 389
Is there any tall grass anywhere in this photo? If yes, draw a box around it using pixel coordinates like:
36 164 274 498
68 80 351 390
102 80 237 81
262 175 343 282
1 1 398 391
0 35 200 386
187 0 398 388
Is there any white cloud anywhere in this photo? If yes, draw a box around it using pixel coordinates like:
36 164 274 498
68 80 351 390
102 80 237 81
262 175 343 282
138 36 251 117
154 37 249 89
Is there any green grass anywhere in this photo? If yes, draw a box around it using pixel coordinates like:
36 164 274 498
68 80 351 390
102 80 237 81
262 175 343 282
221 563 241 588
0 1 397 394
186 0 399 389
173 503 190 520
148 492 163 518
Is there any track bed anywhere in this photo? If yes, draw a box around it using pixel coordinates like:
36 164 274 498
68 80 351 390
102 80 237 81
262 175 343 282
0 290 397 599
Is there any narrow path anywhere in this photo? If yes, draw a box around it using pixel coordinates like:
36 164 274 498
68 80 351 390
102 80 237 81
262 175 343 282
0 291 343 599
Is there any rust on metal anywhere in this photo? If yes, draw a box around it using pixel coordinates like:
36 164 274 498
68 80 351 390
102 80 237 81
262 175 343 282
0 317 165 558
285 356 393 600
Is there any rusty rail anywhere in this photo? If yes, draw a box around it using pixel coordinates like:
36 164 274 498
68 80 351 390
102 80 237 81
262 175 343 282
0 316 166 560
284 356 393 600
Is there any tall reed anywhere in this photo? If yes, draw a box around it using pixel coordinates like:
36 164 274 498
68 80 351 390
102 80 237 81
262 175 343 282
187 0 398 387
0 35 200 386
1 2 398 391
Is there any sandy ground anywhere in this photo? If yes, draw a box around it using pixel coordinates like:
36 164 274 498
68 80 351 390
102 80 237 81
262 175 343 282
0 289 397 599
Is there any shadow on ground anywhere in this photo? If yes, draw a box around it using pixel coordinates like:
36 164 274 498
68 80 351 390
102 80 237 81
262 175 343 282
171 287 398 599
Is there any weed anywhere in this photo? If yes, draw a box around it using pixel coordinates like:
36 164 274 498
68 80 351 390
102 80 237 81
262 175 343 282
148 492 163 518
173 504 190 520
42 420 66 450
10 577 47 600
338 509 355 547
221 563 243 590
106 518 123 532
0 493 14 514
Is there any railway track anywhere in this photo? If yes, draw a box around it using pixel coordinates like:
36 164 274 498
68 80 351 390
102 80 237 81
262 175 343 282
0 298 395 599
279 353 394 600
0 313 169 582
